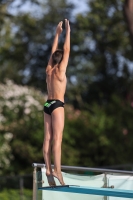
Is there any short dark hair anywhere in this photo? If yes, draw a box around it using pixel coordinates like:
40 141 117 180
52 49 64 65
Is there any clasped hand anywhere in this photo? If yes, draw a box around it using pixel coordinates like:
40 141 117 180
56 19 70 34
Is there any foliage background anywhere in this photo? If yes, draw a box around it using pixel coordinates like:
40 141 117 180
0 0 133 179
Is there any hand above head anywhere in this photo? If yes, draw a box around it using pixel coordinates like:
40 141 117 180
65 19 70 32
56 21 63 35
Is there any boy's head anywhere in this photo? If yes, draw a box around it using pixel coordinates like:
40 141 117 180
52 49 64 65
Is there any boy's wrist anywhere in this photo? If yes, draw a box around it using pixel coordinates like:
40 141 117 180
55 31 61 36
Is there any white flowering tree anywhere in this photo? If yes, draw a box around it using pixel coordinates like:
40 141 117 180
0 80 82 174
0 80 46 174
1 81 133 174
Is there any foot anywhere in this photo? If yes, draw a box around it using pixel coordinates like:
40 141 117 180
46 173 56 186
52 171 65 185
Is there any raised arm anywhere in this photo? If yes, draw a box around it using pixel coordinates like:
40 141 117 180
59 19 70 72
64 19 70 53
47 21 63 69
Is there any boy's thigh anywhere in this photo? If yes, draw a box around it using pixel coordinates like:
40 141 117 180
44 113 52 139
51 107 64 133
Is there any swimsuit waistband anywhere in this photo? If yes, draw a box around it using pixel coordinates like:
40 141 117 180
46 99 64 103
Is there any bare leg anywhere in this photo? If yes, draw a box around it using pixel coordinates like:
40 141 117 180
43 113 56 186
51 107 65 185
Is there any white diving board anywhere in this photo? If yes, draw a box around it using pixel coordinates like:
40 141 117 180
38 185 133 199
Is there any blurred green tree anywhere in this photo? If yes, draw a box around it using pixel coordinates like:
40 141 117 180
1 0 133 108
63 95 133 167
0 80 133 174
0 0 74 90
70 0 133 108
0 0 133 173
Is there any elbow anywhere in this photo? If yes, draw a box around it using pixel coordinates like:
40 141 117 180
63 46 70 52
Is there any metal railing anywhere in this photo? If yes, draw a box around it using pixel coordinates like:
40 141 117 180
32 163 133 200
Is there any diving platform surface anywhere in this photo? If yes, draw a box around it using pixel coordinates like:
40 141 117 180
38 185 133 198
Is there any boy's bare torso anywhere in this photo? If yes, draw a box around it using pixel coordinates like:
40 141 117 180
46 65 67 102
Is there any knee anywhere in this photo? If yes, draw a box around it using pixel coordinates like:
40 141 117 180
53 133 62 143
44 133 53 143
43 136 52 151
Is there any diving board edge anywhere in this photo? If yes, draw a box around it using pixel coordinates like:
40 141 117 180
38 185 133 198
